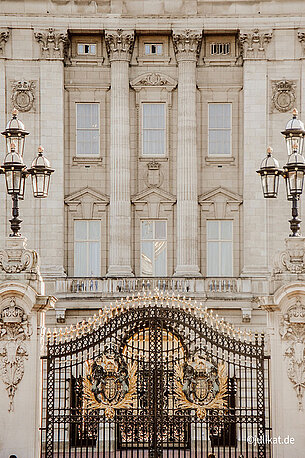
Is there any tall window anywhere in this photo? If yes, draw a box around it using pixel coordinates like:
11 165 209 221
76 103 99 156
74 220 101 276
142 103 166 156
208 103 232 156
141 220 167 276
207 220 233 276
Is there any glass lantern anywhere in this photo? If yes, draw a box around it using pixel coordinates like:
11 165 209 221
28 146 54 198
256 147 281 198
281 108 305 157
1 109 29 158
2 144 26 195
283 150 305 197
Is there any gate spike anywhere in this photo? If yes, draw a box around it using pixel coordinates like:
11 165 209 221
46 328 51 341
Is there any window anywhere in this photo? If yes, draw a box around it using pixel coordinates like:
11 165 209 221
77 43 96 55
207 220 233 276
142 103 166 156
76 103 99 156
145 43 163 55
74 220 101 276
210 42 231 55
208 103 232 156
141 220 167 276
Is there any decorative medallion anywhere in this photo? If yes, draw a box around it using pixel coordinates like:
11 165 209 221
83 345 137 419
0 298 32 412
174 353 227 419
11 80 36 112
271 80 296 113
145 161 164 188
279 298 305 411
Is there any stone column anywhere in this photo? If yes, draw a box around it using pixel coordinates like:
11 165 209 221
260 237 305 457
0 237 55 457
34 28 67 278
105 30 134 277
173 29 202 277
239 29 272 276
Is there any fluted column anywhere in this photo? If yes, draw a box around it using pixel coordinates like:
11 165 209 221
105 30 134 276
173 30 202 276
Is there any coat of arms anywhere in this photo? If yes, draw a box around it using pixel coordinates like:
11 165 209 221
83 344 137 419
174 352 227 419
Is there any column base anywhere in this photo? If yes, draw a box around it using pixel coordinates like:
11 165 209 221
106 265 134 277
174 265 202 277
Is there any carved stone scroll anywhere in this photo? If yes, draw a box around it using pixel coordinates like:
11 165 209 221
274 237 305 274
279 298 305 411
172 29 202 62
34 28 69 59
105 29 134 62
0 298 32 411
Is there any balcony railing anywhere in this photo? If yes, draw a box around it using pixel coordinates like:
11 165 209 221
55 277 245 295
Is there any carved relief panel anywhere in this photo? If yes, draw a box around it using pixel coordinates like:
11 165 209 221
271 80 297 113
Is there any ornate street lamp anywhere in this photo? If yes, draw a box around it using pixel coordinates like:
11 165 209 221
257 109 305 237
1 111 54 237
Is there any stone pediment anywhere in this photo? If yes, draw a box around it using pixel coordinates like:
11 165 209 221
199 187 242 218
65 187 109 218
130 72 177 90
132 187 176 218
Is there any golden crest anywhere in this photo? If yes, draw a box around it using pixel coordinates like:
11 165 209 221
174 359 227 419
83 355 137 420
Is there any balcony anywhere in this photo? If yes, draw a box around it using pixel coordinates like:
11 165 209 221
54 276 268 299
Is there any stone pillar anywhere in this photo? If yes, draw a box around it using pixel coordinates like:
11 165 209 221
239 29 272 276
105 30 134 277
34 28 67 277
260 237 305 457
0 237 55 457
173 29 202 277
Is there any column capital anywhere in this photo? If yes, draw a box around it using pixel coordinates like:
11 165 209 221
0 29 9 57
172 29 202 62
105 29 135 62
34 27 69 60
239 29 272 60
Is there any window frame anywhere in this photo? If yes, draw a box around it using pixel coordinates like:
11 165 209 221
206 220 233 277
74 219 101 277
144 43 163 56
76 102 100 157
140 219 167 277
77 43 97 56
141 102 167 158
208 102 232 157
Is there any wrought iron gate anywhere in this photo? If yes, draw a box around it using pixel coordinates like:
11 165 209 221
41 293 271 457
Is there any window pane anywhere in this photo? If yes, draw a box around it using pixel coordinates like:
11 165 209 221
89 221 100 240
209 103 231 129
209 129 231 155
74 241 87 276
143 130 165 155
143 104 165 129
155 221 166 239
88 241 101 276
155 241 167 276
142 221 153 239
221 221 232 240
207 221 219 240
141 241 153 276
207 242 219 276
221 241 233 276
75 220 87 241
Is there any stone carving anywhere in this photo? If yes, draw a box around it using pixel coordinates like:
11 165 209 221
0 244 39 274
298 31 305 54
34 28 69 59
11 80 36 112
239 29 272 59
105 29 135 62
144 161 164 188
274 238 305 274
279 298 305 410
271 80 296 113
173 29 202 61
0 30 9 56
137 73 169 86
0 298 32 411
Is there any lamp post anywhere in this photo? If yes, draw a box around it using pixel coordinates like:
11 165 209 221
257 109 305 237
0 109 54 237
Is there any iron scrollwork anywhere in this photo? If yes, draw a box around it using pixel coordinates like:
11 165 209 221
83 344 137 419
174 352 227 419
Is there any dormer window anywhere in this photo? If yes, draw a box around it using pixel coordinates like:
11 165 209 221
210 42 231 56
77 43 96 55
145 43 163 55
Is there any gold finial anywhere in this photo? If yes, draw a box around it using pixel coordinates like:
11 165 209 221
292 107 298 117
53 328 57 342
267 146 273 155
47 328 52 340
12 108 18 117
38 146 44 154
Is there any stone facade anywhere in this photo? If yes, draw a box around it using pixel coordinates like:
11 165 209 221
1 0 305 455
